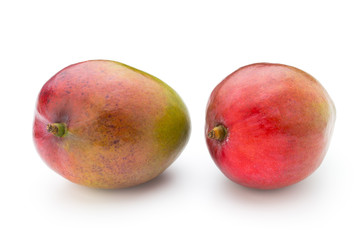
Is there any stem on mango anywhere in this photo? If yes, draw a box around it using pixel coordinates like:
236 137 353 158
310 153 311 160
207 124 228 141
47 123 67 137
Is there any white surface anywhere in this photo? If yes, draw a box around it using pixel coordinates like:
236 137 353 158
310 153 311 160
1 0 359 239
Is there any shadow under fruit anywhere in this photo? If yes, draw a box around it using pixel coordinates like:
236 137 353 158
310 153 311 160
33 60 190 189
205 63 335 190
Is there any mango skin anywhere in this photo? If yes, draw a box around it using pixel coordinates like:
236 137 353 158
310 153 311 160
33 60 190 188
205 63 335 189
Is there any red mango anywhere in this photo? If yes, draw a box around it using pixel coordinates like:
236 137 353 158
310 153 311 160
205 63 335 189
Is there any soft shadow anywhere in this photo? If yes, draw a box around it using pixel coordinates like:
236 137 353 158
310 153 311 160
217 173 324 208
52 170 175 207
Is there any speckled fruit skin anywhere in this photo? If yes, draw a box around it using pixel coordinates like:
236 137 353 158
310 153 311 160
205 63 335 189
34 60 190 189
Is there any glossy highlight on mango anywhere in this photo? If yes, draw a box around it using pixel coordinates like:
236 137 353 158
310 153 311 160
33 60 190 188
205 63 335 189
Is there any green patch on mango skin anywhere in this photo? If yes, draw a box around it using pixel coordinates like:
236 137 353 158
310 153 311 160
155 96 191 160
112 60 191 158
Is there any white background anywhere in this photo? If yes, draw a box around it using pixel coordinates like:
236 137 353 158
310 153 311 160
1 0 359 239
